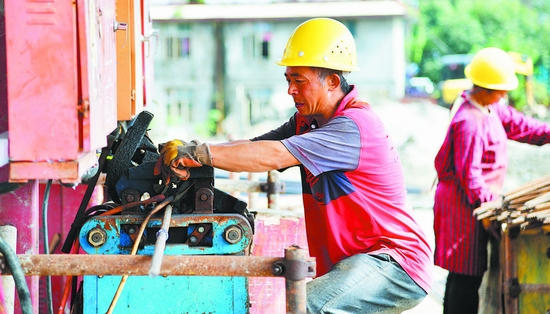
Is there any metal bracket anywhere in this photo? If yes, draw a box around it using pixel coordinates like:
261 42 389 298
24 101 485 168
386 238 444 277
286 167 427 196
508 226 521 239
260 181 285 194
195 187 214 214
113 21 128 32
508 277 521 298
271 259 315 281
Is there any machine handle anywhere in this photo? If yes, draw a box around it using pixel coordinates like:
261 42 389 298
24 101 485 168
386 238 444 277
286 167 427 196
148 205 173 278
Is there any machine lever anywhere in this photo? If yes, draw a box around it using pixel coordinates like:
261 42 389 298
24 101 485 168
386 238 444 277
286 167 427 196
149 205 172 278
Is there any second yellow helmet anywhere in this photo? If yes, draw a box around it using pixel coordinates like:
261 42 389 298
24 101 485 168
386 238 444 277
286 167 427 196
276 18 360 72
464 47 518 91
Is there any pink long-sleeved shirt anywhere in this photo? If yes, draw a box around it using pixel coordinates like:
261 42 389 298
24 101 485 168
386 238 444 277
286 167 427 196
434 91 550 275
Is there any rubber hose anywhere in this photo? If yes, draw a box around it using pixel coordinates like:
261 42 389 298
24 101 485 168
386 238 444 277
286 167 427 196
0 237 33 314
42 179 54 314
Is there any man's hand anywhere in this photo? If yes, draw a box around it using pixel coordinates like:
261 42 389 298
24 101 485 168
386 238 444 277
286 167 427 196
153 139 212 185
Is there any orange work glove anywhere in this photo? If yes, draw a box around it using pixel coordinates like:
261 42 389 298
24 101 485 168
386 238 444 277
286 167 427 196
153 139 212 185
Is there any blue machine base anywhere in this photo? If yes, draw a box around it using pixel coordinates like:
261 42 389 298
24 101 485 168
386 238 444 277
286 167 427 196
83 275 249 314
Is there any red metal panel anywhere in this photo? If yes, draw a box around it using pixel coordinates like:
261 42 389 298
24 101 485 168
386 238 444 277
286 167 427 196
37 182 103 313
5 0 79 161
9 150 97 182
5 0 118 182
249 216 309 314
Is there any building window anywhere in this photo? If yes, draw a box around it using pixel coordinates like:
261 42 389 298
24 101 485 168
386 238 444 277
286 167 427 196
261 32 271 59
243 24 272 60
247 89 272 125
166 89 193 126
166 37 190 59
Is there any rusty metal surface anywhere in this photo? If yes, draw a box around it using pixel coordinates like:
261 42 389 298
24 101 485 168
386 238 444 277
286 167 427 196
100 193 166 216
267 170 280 209
284 246 308 314
502 231 519 314
194 187 214 213
215 178 266 193
9 152 98 182
0 182 40 312
509 231 550 313
79 213 254 255
4 255 283 277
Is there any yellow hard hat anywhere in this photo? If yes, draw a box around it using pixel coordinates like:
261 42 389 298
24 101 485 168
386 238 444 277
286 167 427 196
464 47 518 91
276 18 360 72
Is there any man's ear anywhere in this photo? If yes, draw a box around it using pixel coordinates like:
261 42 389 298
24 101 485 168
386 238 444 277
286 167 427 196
326 73 341 90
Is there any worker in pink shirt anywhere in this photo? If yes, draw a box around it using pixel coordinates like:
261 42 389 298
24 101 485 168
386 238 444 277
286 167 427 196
156 18 433 313
434 47 550 314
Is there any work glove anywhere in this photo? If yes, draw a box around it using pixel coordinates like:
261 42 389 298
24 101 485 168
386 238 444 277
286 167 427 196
153 139 212 185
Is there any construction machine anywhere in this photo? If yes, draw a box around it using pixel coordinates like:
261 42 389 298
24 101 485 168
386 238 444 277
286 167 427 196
437 54 474 108
437 52 535 110
0 1 313 313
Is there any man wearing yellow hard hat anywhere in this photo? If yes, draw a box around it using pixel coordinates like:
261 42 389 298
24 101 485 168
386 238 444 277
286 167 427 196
155 18 433 313
433 47 550 314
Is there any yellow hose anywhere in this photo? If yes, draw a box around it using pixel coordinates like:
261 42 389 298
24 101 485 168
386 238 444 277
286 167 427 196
106 196 174 314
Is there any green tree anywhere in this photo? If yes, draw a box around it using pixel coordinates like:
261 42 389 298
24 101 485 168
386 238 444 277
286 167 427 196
409 0 550 109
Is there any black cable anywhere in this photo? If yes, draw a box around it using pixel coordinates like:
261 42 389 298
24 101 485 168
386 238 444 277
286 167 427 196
83 204 115 217
0 237 33 314
42 179 54 314
61 146 110 253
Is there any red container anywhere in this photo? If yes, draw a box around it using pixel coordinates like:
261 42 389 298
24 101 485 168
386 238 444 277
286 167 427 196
4 0 117 182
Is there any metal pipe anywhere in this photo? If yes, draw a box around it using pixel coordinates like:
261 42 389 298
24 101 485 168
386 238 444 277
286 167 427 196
107 196 173 314
0 181 40 312
6 255 286 277
517 283 550 293
148 205 172 277
284 246 308 314
267 170 280 209
248 172 260 209
502 232 518 314
99 193 166 216
41 179 54 314
214 178 272 193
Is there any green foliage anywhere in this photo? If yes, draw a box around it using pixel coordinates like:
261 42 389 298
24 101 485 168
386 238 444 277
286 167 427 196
534 80 550 106
508 76 527 110
408 0 550 107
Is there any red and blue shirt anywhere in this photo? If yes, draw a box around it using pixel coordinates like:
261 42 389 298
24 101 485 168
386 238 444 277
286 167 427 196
252 86 433 293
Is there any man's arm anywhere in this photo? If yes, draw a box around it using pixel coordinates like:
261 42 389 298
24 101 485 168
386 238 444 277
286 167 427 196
210 140 300 172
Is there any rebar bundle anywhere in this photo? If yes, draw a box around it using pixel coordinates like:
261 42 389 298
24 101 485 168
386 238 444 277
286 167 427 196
473 174 550 231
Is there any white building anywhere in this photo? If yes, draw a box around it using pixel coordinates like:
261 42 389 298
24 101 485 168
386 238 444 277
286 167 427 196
149 1 414 141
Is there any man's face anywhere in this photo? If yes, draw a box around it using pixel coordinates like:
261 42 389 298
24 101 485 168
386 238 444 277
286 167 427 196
487 90 508 104
477 88 508 106
284 66 330 117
